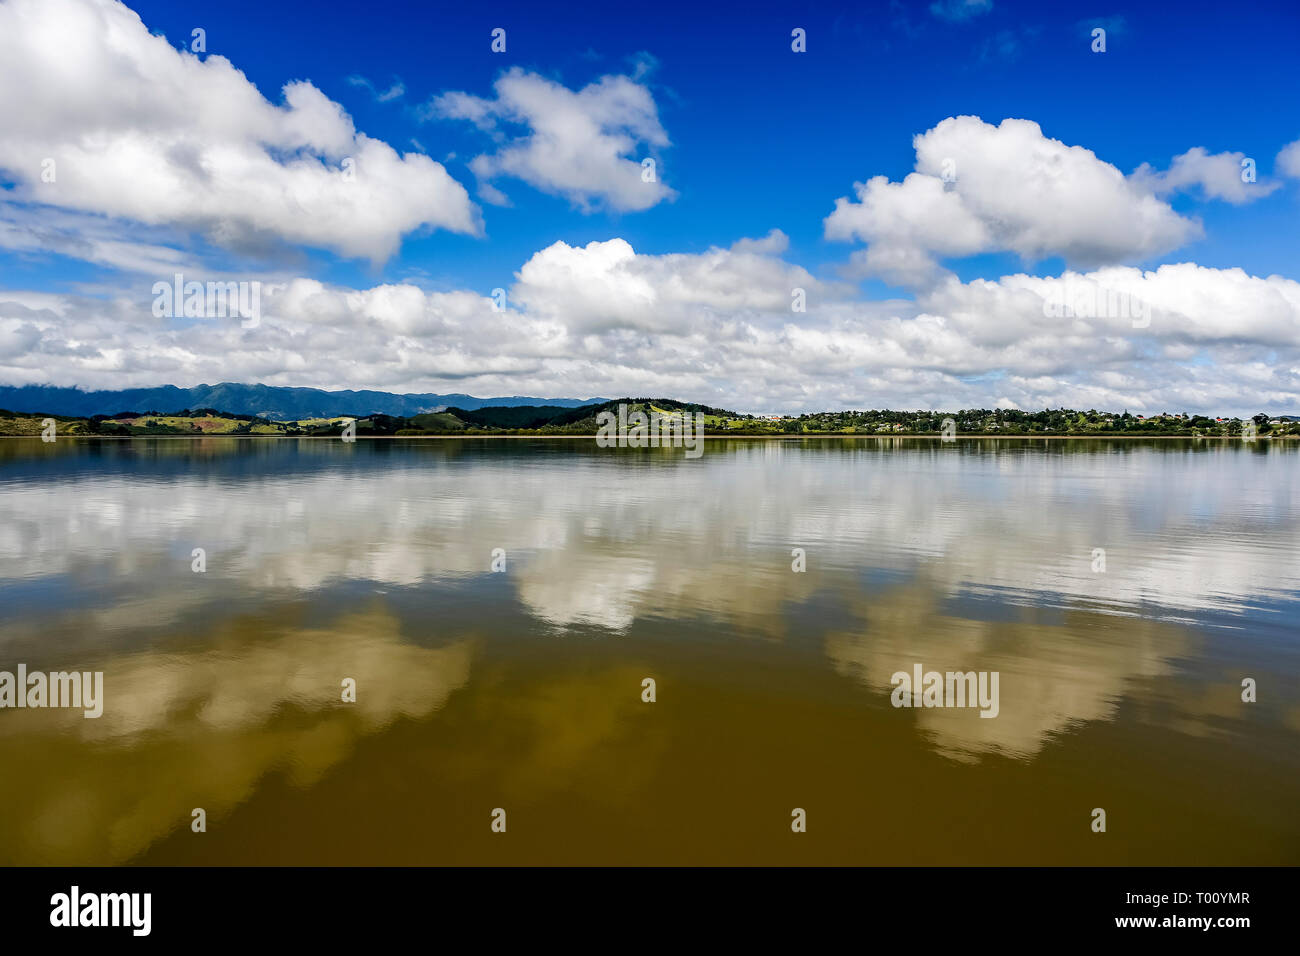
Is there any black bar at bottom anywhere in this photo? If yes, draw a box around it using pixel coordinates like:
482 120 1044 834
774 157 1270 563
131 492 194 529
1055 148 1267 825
0 865 1286 941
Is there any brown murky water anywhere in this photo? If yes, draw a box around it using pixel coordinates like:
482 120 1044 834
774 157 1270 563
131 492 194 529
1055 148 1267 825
1 437 1297 864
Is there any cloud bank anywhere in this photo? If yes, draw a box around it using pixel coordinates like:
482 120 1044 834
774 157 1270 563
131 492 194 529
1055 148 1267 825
3 237 1298 415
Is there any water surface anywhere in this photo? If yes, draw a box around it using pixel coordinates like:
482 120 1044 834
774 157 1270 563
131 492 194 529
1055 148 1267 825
1 437 1296 864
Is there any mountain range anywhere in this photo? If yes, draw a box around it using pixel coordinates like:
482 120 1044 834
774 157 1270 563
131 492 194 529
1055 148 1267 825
0 384 610 420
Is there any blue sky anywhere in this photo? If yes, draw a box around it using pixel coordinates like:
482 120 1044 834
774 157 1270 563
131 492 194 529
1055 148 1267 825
118 0 1300 290
1 0 1298 413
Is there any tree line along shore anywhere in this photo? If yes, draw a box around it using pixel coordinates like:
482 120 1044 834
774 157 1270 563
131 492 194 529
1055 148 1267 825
1 399 1296 438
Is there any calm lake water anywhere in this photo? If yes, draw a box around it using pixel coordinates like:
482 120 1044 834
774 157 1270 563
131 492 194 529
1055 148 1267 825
1 437 1297 865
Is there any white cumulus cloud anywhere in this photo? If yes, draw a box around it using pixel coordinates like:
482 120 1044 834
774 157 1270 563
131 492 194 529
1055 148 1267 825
825 116 1201 287
0 0 480 263
1277 137 1300 179
1131 147 1281 204
426 67 675 212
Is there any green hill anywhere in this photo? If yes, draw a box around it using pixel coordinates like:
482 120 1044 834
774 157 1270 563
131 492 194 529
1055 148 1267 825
1 402 1295 438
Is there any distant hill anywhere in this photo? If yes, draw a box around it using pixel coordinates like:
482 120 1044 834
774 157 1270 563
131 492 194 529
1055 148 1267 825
0 398 735 437
0 383 610 419
445 398 735 431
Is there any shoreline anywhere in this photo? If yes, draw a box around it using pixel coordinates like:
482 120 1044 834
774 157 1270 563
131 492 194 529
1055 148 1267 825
2 433 1294 441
